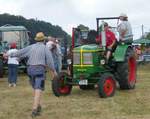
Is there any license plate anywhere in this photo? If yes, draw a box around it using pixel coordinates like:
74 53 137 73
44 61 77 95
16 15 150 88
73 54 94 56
79 80 88 85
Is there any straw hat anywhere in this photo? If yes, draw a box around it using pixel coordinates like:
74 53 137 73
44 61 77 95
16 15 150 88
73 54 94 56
35 32 46 41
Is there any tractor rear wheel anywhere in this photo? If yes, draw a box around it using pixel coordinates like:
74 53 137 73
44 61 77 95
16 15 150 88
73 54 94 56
117 48 136 89
79 85 95 90
98 73 116 98
52 72 72 97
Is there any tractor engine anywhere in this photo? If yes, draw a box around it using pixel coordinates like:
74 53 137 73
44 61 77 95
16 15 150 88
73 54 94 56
72 44 106 85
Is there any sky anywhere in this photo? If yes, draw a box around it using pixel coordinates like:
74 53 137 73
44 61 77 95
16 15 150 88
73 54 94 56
0 0 150 39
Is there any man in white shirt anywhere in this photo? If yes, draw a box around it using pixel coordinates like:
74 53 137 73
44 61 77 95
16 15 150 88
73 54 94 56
46 37 62 73
55 39 62 72
117 13 133 42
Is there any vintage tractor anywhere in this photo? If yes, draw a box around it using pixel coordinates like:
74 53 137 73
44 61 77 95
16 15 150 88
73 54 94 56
52 17 137 98
0 24 30 77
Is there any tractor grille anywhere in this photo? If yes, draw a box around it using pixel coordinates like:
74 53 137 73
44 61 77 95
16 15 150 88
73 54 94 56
73 52 80 65
73 52 93 65
83 53 93 65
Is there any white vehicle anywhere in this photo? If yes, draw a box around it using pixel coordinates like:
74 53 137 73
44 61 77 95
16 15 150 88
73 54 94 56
0 24 30 77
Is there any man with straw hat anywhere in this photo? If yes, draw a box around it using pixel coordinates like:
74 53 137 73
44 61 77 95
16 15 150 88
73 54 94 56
4 32 57 117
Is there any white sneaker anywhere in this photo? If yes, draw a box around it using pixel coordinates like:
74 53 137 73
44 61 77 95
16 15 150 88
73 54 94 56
8 84 12 87
13 83 16 87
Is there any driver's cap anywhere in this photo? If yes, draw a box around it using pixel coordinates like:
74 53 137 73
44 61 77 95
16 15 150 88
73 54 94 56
119 13 128 18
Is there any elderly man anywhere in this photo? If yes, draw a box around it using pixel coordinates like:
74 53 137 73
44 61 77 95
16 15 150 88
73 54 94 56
46 37 62 73
55 39 62 72
117 13 133 42
4 32 57 117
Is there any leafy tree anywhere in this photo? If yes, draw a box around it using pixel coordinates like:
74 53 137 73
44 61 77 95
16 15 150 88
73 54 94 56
145 32 150 40
0 13 71 46
77 24 89 30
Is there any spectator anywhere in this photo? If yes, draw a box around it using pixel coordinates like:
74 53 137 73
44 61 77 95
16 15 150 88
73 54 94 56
5 42 19 87
55 39 62 72
67 46 73 75
135 45 142 60
4 32 57 117
46 37 62 73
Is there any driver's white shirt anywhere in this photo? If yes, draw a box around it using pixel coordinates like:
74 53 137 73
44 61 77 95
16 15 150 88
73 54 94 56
117 21 132 40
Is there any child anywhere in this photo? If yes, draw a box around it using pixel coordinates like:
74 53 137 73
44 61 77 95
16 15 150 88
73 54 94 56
6 42 19 87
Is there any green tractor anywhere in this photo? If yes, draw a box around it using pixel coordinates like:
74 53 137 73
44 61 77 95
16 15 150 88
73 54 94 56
52 17 137 98
0 24 30 77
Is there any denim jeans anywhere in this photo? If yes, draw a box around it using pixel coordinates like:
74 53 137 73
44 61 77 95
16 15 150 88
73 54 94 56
27 65 45 91
54 63 59 74
8 64 18 84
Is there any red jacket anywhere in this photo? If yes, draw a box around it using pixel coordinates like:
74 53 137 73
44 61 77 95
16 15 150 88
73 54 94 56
96 29 116 47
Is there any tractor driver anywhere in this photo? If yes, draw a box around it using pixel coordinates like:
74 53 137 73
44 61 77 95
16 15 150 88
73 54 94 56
96 22 117 63
117 13 133 42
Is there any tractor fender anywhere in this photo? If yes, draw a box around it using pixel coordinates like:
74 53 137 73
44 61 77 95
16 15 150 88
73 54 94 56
114 44 131 62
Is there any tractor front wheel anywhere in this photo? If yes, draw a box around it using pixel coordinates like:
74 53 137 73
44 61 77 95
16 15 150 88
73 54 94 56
98 73 116 98
52 72 72 97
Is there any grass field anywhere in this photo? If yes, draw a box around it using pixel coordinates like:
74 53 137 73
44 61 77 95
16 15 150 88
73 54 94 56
0 64 150 119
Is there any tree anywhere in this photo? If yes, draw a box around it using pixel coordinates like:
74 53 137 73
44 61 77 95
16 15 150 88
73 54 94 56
145 32 150 40
0 13 71 46
77 24 89 30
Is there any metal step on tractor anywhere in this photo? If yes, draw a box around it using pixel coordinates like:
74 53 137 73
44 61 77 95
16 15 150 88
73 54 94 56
52 17 137 98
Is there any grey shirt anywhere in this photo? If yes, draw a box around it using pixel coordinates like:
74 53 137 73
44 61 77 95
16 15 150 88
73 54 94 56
10 42 55 70
117 21 133 40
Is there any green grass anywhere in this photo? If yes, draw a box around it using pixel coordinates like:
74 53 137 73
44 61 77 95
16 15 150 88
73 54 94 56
0 64 150 119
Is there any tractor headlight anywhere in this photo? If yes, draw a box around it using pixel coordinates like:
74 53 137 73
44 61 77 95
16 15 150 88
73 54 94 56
73 52 80 65
100 59 105 65
67 59 72 64
83 53 93 65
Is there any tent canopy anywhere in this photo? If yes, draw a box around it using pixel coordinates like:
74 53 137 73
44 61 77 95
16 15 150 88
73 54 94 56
133 38 150 44
0 24 27 32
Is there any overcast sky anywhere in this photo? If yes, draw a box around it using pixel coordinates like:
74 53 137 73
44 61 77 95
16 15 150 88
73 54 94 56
0 0 150 39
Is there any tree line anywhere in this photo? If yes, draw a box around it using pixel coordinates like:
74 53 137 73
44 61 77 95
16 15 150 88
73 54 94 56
0 13 71 46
